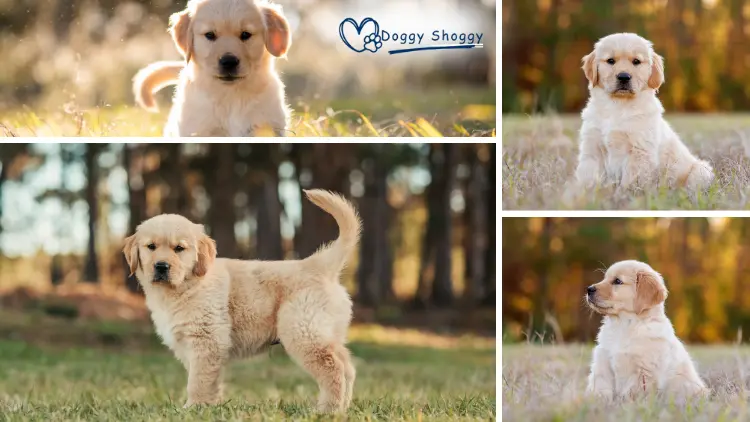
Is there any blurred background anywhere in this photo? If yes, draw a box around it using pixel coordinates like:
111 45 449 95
502 0 750 113
0 0 496 136
503 217 750 344
0 143 495 336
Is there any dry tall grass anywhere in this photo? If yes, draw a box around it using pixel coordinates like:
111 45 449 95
503 344 750 421
502 114 750 210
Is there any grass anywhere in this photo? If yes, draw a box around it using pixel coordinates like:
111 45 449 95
0 310 496 421
502 113 750 209
0 87 496 137
502 343 750 421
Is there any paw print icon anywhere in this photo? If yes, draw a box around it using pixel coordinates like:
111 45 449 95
363 33 383 53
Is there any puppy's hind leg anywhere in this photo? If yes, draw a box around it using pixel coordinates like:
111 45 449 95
334 344 356 409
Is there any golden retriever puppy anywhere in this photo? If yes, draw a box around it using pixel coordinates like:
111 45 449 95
133 0 291 136
576 33 713 190
585 260 709 400
122 190 360 412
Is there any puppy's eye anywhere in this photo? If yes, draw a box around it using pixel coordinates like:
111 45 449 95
174 245 185 252
613 278 623 285
606 58 616 65
205 32 217 41
147 243 156 251
633 59 641 65
240 31 252 41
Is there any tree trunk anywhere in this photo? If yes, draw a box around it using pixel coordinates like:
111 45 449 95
255 173 284 260
462 145 488 306
83 144 99 283
0 161 6 236
531 218 553 339
161 144 188 215
296 144 353 259
357 152 394 307
482 144 496 307
125 145 146 294
208 144 238 258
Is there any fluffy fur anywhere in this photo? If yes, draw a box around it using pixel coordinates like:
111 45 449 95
575 33 713 190
123 190 361 412
132 0 291 136
585 260 709 400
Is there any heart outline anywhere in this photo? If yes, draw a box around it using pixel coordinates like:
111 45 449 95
339 17 380 53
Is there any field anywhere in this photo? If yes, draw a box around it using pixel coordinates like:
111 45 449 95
0 310 496 421
502 113 750 210
0 88 496 137
502 344 750 422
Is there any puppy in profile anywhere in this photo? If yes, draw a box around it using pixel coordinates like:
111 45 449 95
585 260 709 400
576 33 713 190
123 190 360 412
133 0 291 136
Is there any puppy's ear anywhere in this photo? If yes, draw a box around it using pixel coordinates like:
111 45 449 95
262 4 291 57
648 53 665 90
170 10 193 62
635 271 668 314
193 233 217 278
582 51 598 87
123 234 139 277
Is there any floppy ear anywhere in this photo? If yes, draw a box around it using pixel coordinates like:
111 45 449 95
635 271 668 314
170 10 193 62
193 233 217 278
262 4 291 57
648 53 664 90
582 51 598 87
123 234 139 277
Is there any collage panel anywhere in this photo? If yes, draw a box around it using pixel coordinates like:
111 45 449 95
502 1 750 210
0 142 497 420
0 0 496 137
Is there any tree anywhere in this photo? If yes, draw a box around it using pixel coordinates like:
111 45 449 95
483 144 496 307
207 144 239 258
462 144 490 306
124 144 147 293
82 144 101 283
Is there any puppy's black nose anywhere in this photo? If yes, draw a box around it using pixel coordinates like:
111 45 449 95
154 261 170 273
587 286 597 295
219 54 240 71
617 72 631 82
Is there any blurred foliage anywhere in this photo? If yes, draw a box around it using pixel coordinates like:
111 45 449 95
503 0 750 112
503 217 750 344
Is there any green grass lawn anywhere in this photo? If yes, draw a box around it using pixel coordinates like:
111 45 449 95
0 311 496 421
0 87 496 137
502 113 750 210
503 344 750 422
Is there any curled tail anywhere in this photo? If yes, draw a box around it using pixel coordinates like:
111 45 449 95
302 189 361 277
133 61 184 112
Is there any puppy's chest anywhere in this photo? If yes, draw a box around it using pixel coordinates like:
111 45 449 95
149 306 178 350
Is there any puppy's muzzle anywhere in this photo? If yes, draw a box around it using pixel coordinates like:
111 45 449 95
616 72 632 90
154 261 170 282
217 54 241 81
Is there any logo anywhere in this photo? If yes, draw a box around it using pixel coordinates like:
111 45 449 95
338 17 484 55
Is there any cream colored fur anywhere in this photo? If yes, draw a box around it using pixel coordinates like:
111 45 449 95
585 260 709 400
123 190 360 412
132 0 291 136
576 33 713 190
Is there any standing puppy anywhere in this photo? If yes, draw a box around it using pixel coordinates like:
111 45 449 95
133 0 291 136
575 33 713 190
585 260 709 400
123 190 360 412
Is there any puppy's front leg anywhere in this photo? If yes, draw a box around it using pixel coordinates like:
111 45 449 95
586 346 614 400
575 125 606 186
183 335 230 407
607 131 654 188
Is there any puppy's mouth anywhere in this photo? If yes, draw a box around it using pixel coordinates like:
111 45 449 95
585 296 611 313
152 273 171 283
215 75 245 83
612 85 635 96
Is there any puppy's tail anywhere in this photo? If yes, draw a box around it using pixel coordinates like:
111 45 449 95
302 189 361 278
133 61 184 112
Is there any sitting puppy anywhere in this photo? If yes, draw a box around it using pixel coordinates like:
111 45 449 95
585 260 709 400
133 0 291 136
576 33 713 190
123 190 360 412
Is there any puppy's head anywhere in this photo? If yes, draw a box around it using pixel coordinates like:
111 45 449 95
170 0 291 83
585 260 668 316
123 214 217 288
582 33 664 98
